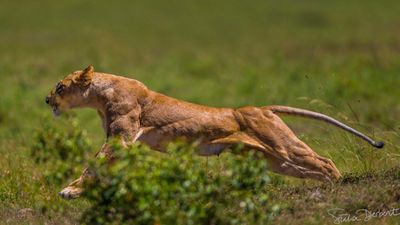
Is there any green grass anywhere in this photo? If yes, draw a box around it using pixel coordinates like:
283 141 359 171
0 0 399 224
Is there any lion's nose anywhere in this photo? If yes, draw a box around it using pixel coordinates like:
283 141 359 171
45 96 50 104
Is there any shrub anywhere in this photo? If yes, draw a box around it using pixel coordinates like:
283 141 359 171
81 140 279 225
30 114 92 185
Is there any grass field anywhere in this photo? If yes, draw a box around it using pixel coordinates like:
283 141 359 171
1 0 399 224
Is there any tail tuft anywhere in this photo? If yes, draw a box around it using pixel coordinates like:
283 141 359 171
373 141 384 149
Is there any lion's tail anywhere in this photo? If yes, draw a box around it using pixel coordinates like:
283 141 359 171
263 105 384 149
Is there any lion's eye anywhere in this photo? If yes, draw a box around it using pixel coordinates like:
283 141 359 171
56 83 64 94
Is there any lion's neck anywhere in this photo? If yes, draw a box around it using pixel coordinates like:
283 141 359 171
86 73 122 113
83 73 149 136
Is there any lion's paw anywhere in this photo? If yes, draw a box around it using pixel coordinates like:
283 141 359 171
58 186 83 200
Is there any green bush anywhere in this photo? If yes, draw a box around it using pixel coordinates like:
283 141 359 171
81 141 279 225
30 114 92 185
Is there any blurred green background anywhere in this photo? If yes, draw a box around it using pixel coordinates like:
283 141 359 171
0 0 399 224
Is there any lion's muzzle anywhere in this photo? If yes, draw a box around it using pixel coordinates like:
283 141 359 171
45 94 61 116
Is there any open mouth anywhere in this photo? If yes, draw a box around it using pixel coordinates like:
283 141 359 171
52 106 61 117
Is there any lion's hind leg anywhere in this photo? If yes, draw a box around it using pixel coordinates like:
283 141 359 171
266 153 341 182
235 106 341 182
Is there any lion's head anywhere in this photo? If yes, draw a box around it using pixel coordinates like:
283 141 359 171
46 65 94 116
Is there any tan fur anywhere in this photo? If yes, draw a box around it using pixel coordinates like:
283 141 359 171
46 66 381 199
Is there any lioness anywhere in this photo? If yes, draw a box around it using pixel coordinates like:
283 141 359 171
46 65 384 199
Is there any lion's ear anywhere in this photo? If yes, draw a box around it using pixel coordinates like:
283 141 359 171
75 65 94 86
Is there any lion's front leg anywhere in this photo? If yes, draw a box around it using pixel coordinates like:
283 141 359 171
59 143 114 200
59 113 141 200
59 167 96 199
59 135 137 199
